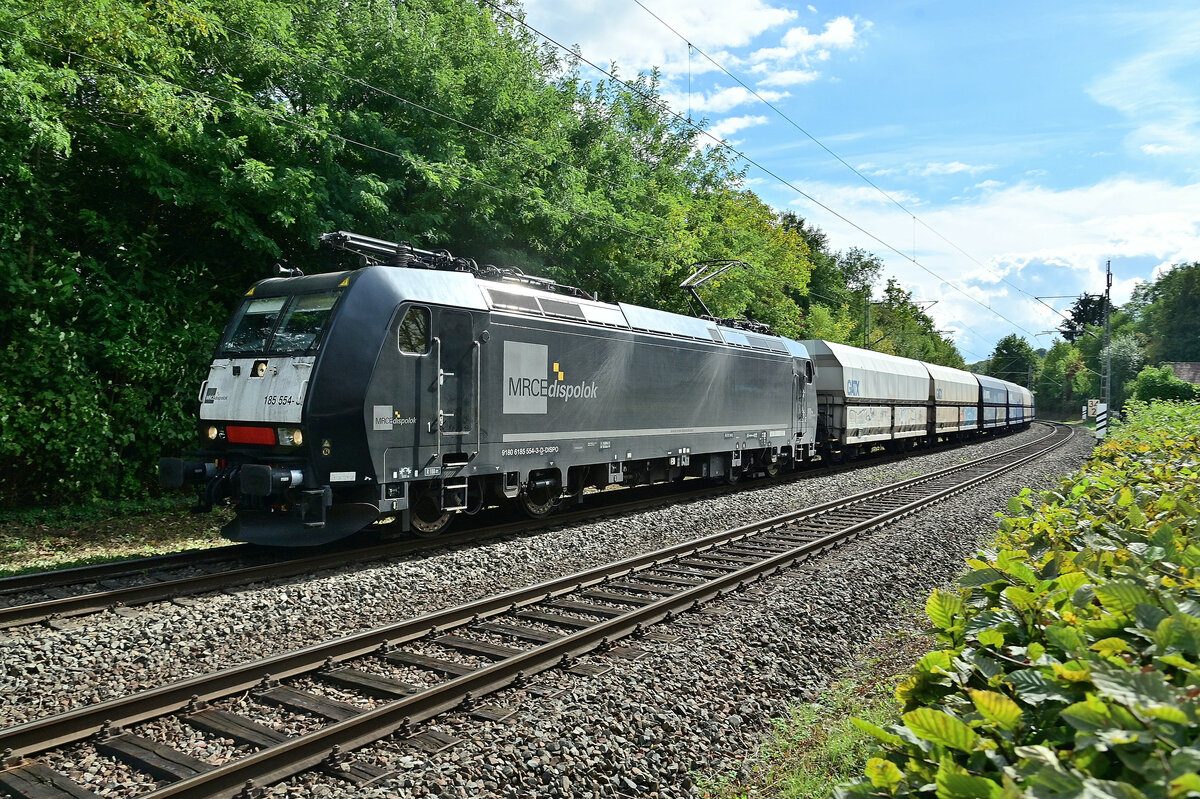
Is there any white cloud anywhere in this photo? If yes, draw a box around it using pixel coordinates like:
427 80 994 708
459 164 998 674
751 16 862 62
677 85 789 113
780 177 1200 357
708 114 770 139
757 69 820 87
521 0 798 74
785 180 921 208
920 161 996 177
1086 13 1200 161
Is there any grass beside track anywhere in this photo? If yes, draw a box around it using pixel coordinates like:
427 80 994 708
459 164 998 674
0 507 232 577
702 615 933 798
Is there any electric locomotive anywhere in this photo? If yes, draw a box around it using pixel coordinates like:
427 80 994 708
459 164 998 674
161 232 819 545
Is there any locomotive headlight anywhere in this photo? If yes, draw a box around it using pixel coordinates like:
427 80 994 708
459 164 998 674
277 427 304 447
206 425 219 441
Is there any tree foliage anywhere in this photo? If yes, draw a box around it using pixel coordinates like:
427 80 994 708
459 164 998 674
1127 365 1200 404
0 0 834 508
1133 262 1200 363
1034 340 1093 415
1021 261 1198 415
1057 293 1106 343
985 334 1038 387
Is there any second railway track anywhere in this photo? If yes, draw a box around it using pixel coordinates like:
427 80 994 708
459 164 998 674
0 422 1073 799
0 427 1028 631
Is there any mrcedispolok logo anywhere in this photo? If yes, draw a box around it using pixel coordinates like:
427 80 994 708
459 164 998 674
503 341 597 414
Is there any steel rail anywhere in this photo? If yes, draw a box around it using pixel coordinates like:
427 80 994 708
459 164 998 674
0 544 251 596
0 479 752 629
138 423 1075 799
0 428 995 629
0 423 1067 764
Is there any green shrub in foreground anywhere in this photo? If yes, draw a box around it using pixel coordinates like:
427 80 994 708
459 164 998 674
836 401 1200 799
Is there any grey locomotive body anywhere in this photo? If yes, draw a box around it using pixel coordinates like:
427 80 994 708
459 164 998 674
162 234 818 545
162 231 1034 547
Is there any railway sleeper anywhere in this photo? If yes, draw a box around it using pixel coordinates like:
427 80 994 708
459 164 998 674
0 426 1069 799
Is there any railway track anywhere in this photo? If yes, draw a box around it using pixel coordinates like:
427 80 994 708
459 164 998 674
0 430 1014 631
0 422 1072 799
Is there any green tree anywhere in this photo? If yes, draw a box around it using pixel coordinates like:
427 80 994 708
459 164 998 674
1034 340 1092 416
1057 293 1106 342
1136 262 1200 363
0 0 822 508
985 334 1038 387
1103 333 1144 409
864 279 965 368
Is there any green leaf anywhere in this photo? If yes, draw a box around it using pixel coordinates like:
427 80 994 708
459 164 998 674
865 757 903 789
959 567 1009 588
1169 773 1200 798
936 767 1002 799
850 717 903 746
1142 704 1189 725
978 628 1005 648
969 689 1023 730
996 551 1039 586
927 589 965 630
901 708 979 751
1080 777 1150 799
1091 665 1174 706
1006 669 1074 703
1060 696 1112 731
1094 583 1154 614
1090 637 1130 657
1044 624 1087 654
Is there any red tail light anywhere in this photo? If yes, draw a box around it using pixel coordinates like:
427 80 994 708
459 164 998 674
226 425 277 445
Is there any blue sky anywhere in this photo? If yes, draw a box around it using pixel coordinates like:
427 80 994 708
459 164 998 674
519 0 1200 362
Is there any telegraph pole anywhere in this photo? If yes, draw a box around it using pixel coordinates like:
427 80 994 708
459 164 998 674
1102 260 1112 412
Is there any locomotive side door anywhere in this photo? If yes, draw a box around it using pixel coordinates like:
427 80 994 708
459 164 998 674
433 309 479 460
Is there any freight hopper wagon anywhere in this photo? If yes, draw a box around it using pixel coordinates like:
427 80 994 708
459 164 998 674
976 374 1011 431
1006 384 1035 428
801 340 931 459
924 362 980 443
162 232 819 545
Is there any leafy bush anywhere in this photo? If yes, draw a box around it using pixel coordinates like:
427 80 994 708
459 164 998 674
1128 365 1200 404
836 401 1200 799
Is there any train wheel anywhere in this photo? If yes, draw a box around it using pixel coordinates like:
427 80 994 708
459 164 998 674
518 486 559 519
410 492 453 537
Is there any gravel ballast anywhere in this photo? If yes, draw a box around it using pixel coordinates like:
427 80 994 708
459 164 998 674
0 427 1092 797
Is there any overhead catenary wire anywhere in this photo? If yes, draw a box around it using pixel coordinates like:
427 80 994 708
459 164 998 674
169 0 635 197
0 25 668 248
630 0 1081 329
157 0 785 257
477 0 1039 341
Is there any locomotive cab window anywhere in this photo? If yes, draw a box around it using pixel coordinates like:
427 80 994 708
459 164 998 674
271 290 341 353
219 290 341 355
397 306 430 354
805 360 814 384
221 296 286 354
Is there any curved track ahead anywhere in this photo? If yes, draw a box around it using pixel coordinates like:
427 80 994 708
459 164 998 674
0 427 1034 630
0 423 1072 799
